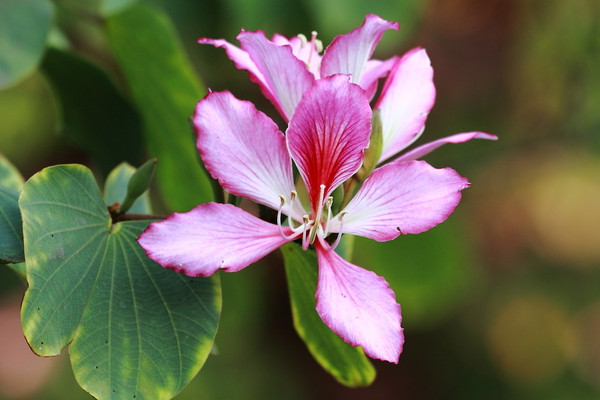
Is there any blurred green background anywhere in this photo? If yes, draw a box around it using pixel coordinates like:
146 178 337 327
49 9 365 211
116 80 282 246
1 0 600 398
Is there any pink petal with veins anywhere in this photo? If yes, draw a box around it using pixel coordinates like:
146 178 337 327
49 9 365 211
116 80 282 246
194 91 302 218
335 161 469 239
315 241 403 363
287 75 372 210
237 30 315 120
138 203 295 277
321 14 398 86
375 48 436 163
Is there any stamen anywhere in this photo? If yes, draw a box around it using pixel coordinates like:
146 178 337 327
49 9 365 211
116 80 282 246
288 190 300 233
297 33 308 47
301 215 311 250
330 211 348 251
277 195 297 240
311 31 323 53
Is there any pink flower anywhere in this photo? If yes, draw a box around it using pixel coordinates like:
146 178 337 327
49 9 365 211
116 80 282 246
138 75 475 363
199 14 496 163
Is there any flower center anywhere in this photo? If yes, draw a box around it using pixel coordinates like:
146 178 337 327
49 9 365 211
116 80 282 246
277 184 347 250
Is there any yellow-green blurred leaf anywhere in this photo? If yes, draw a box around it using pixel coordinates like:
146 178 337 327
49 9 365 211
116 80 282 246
106 5 213 212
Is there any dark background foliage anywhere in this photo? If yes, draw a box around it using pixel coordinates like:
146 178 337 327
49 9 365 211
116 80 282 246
1 0 599 398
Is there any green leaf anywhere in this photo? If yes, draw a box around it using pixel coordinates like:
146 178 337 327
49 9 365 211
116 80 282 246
104 162 151 214
0 0 53 88
281 243 375 387
19 165 221 400
101 0 137 16
42 48 144 175
106 5 213 212
0 154 24 263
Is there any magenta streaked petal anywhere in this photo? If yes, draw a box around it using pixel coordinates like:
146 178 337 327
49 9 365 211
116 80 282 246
315 241 403 363
194 91 302 217
287 75 372 209
237 30 315 120
375 48 436 163
335 161 469 240
359 56 398 100
321 14 398 85
393 132 499 162
138 203 296 277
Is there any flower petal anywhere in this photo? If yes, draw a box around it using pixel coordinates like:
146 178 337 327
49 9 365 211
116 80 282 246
393 131 499 162
359 56 398 100
287 75 372 209
321 14 399 86
237 30 315 120
138 203 296 277
375 48 436 163
271 33 322 78
315 241 403 363
333 160 469 240
194 90 302 217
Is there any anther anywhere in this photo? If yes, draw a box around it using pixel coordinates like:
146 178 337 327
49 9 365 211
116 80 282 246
277 194 297 240
311 31 323 53
297 33 308 47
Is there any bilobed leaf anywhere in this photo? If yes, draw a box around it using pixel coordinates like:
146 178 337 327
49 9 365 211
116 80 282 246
42 48 144 175
106 5 213 212
281 243 375 387
19 165 221 400
0 154 24 264
0 0 53 88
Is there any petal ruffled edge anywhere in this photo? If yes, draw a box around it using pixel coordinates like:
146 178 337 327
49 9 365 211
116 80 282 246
138 203 296 277
321 14 399 86
333 161 470 240
393 132 499 162
315 241 403 363
375 48 436 163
